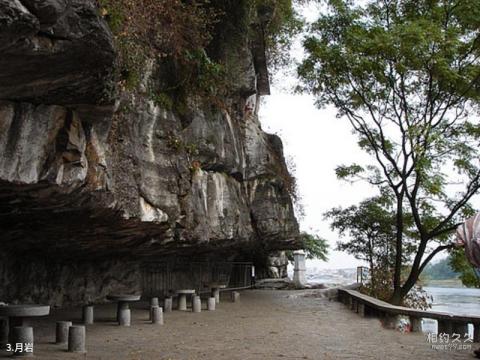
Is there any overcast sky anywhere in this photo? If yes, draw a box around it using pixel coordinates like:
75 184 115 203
259 93 376 269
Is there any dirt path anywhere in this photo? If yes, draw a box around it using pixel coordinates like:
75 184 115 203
0 290 475 359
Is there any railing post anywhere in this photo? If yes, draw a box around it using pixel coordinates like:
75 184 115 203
358 303 366 317
409 316 422 332
383 314 398 329
437 320 453 335
452 321 468 336
473 323 480 343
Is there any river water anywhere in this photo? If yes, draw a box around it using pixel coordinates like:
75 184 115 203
425 286 480 316
422 286 480 334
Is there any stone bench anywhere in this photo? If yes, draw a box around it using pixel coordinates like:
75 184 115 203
338 288 480 341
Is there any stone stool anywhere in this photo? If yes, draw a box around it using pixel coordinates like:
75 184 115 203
68 325 86 353
164 297 173 313
151 306 163 325
149 298 159 321
12 326 33 357
207 297 216 311
150 297 159 307
82 305 94 325
231 291 240 302
55 321 72 344
192 296 201 313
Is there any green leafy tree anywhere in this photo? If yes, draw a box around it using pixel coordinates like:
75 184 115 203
286 232 329 261
449 247 480 288
325 196 416 290
298 0 480 304
301 232 329 260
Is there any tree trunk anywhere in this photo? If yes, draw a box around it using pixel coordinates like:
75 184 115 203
391 193 404 304
392 235 430 304
390 290 403 306
367 236 375 290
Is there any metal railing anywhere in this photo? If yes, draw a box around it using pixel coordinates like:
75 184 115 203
141 261 253 298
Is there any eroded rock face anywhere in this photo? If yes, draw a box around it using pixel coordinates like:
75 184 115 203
0 0 300 305
0 0 115 104
0 254 141 306
266 251 289 278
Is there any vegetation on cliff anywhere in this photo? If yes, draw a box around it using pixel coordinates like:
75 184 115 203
97 0 302 101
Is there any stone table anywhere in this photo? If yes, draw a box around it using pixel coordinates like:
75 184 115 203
207 283 227 304
106 294 141 326
0 304 50 352
175 290 196 311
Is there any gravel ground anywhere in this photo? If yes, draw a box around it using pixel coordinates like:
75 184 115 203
0 290 476 360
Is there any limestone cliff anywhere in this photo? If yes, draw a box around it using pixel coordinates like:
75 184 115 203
0 0 300 305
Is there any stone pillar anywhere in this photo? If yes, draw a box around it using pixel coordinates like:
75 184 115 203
437 320 453 335
207 297 216 311
82 305 94 325
192 296 201 313
409 316 422 332
164 297 173 313
12 326 33 357
56 321 72 344
351 299 357 311
473 323 480 343
383 314 398 329
151 306 163 325
231 291 240 302
337 292 344 304
68 325 86 353
293 250 306 288
357 303 365 317
452 321 468 336
178 294 187 311
116 301 128 322
212 289 220 304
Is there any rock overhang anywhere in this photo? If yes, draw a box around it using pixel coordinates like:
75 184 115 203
0 0 301 293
